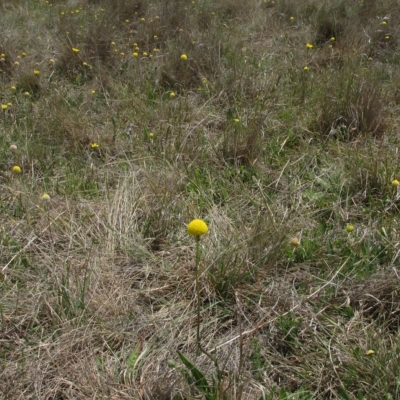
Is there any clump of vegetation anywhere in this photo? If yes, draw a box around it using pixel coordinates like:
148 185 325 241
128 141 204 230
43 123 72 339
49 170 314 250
2 0 400 399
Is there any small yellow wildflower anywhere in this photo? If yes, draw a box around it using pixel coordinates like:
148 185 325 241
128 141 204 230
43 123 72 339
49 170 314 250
142 52 148 56
201 77 207 83
289 16 294 21
346 224 354 233
306 43 314 49
169 91 176 98
7 102 12 107
385 35 390 40
49 58 55 63
91 142 99 148
149 132 155 138
12 165 22 174
91 90 96 94
111 41 116 45
33 69 40 75
365 350 375 355
14 61 19 65
330 37 335 41
132 52 139 57
153 35 158 39
1 104 7 110
187 219 209 236
41 193 51 200
72 47 80 53
125 19 129 23
381 21 387 25
24 91 30 96
290 238 300 247
303 66 309 71
21 52 27 57
180 54 188 61
83 61 88 66
11 85 16 90
234 118 240 123
392 179 399 187
140 17 145 22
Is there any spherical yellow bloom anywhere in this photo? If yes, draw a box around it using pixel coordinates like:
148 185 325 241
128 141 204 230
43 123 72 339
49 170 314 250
91 90 96 94
330 37 335 41
289 16 294 21
169 91 176 98
11 85 16 90
365 349 375 355
49 58 55 63
132 52 139 57
72 47 80 53
41 193 51 200
180 54 188 61
149 132 155 138
33 69 40 75
140 17 145 22
91 142 99 148
306 43 314 49
303 66 309 71
24 91 30 96
21 52 27 57
346 224 354 233
83 61 88 66
290 237 300 247
233 118 240 123
392 179 399 187
12 165 22 174
187 219 208 236
1 104 7 110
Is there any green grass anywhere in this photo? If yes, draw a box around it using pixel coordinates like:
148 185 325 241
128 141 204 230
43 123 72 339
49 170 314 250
2 0 400 398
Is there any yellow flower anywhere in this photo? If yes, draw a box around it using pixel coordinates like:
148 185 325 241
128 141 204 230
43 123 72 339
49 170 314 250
33 69 40 75
381 21 387 25
72 47 80 53
365 350 375 355
180 54 188 61
125 19 129 23
201 77 207 83
91 90 96 94
187 219 208 236
140 17 145 22
289 16 294 21
392 179 399 187
11 85 16 90
111 41 116 45
142 52 148 56
12 165 22 174
306 43 314 49
41 193 51 200
149 132 155 138
91 142 99 148
49 58 55 63
330 37 335 41
303 66 309 71
346 224 354 233
290 238 300 247
169 91 176 98
1 104 7 110
234 118 240 123
21 52 27 57
132 52 139 57
24 91 30 96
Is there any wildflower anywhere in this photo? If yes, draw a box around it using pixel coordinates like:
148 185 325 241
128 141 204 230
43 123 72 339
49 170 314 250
11 85 16 90
153 35 158 39
169 91 176 98
392 179 399 187
111 41 116 45
21 52 27 57
187 219 208 236
385 35 390 40
201 77 207 83
83 61 88 66
12 165 22 174
142 52 148 56
24 91 30 96
125 19 129 23
91 142 99 148
149 132 155 138
132 52 139 57
303 66 309 71
290 16 294 21
7 103 12 107
180 54 188 61
365 350 375 355
41 193 51 200
9 144 17 151
33 69 40 75
306 43 314 49
14 61 19 65
91 90 96 94
1 104 7 110
234 118 240 123
381 21 387 25
290 237 300 247
49 58 55 63
346 224 354 233
72 47 80 53
140 17 145 22
330 37 335 41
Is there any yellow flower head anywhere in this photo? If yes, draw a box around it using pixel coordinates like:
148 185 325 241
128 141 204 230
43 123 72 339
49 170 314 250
41 193 51 200
303 66 309 71
49 58 55 63
180 54 188 61
33 69 40 75
149 132 155 138
306 43 314 49
132 52 139 57
290 237 300 247
233 118 240 123
290 16 294 21
392 179 399 187
346 224 354 233
169 91 176 98
187 219 208 236
12 165 22 174
1 104 7 110
11 85 16 90
72 47 80 53
91 142 99 148
365 349 375 355
21 52 27 57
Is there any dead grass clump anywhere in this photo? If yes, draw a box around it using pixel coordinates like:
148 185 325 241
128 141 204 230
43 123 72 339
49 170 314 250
316 75 387 140
15 71 41 95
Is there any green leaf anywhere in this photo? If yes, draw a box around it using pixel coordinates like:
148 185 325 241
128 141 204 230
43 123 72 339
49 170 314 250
337 386 352 400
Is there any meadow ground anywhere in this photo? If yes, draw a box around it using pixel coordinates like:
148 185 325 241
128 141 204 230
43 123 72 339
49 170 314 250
2 0 400 398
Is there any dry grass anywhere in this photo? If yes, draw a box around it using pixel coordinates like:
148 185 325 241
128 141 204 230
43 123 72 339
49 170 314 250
2 0 400 399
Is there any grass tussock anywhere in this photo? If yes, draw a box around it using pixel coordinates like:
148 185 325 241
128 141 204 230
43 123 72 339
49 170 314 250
2 0 400 399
